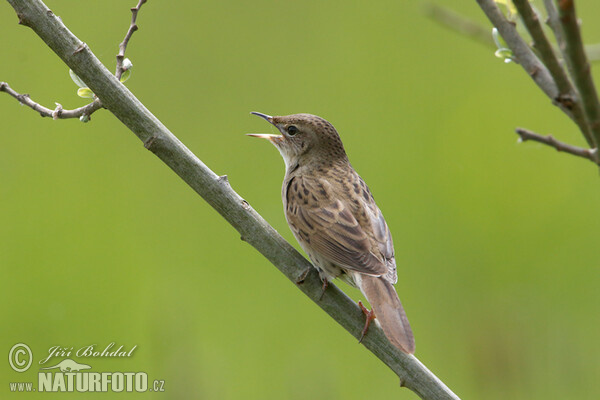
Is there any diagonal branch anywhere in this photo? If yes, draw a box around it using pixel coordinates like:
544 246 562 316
3 0 459 399
115 0 146 80
516 127 599 163
556 0 600 147
0 82 102 120
475 0 566 113
512 0 593 146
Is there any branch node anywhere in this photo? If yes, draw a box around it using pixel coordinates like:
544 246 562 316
241 200 251 210
553 94 576 109
217 175 230 186
46 9 54 17
295 267 311 285
529 65 541 78
73 43 87 55
143 135 157 150
52 103 63 120
17 13 29 26
16 93 30 104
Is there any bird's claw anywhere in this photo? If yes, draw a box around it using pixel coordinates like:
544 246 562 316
358 301 376 343
318 278 329 300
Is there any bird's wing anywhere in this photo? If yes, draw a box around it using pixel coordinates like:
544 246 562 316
285 175 389 276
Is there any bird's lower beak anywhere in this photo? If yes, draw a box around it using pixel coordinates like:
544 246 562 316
246 133 282 142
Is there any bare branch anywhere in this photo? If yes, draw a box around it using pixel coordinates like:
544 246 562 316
423 3 494 48
115 0 146 80
556 0 600 147
475 1 564 107
512 0 594 146
0 82 102 120
512 1 570 97
3 1 459 398
543 0 567 55
516 127 599 163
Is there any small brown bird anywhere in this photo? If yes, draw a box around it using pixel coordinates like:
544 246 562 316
248 112 415 354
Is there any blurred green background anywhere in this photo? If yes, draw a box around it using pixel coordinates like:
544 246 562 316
2 1 600 399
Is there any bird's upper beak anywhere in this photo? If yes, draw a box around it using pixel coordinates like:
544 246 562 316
250 111 273 124
247 112 283 142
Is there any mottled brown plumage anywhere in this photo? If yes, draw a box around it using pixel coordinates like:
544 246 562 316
248 112 415 354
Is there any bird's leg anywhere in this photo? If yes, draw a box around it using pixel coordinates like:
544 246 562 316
318 278 329 300
358 301 376 343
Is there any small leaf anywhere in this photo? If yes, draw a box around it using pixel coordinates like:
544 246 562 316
495 48 513 59
492 28 504 49
77 87 95 98
120 68 131 83
69 69 87 88
80 114 90 123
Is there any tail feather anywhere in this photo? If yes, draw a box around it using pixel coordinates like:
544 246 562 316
356 274 415 354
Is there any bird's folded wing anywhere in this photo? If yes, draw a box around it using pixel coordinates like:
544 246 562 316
287 176 387 276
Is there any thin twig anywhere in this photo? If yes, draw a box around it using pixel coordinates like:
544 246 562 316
512 0 593 146
556 0 600 147
512 1 571 97
476 0 561 106
0 82 102 120
115 0 146 80
516 127 599 163
3 1 459 399
543 0 567 55
423 3 495 48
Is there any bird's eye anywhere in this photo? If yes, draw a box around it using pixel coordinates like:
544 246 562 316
287 125 299 136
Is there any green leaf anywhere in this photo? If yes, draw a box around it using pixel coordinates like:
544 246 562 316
120 68 131 83
77 87 95 98
69 69 87 88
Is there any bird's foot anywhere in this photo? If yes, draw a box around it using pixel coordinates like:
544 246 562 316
318 278 329 301
358 301 376 343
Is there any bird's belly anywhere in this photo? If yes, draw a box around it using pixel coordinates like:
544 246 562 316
295 239 360 288
295 238 342 280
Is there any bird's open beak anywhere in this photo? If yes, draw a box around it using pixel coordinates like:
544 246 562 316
248 111 282 142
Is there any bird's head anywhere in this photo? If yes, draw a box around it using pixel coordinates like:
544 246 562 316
248 112 348 171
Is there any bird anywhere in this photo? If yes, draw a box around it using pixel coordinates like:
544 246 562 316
248 112 415 354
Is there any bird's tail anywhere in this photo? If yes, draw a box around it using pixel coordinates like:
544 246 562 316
356 274 415 354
